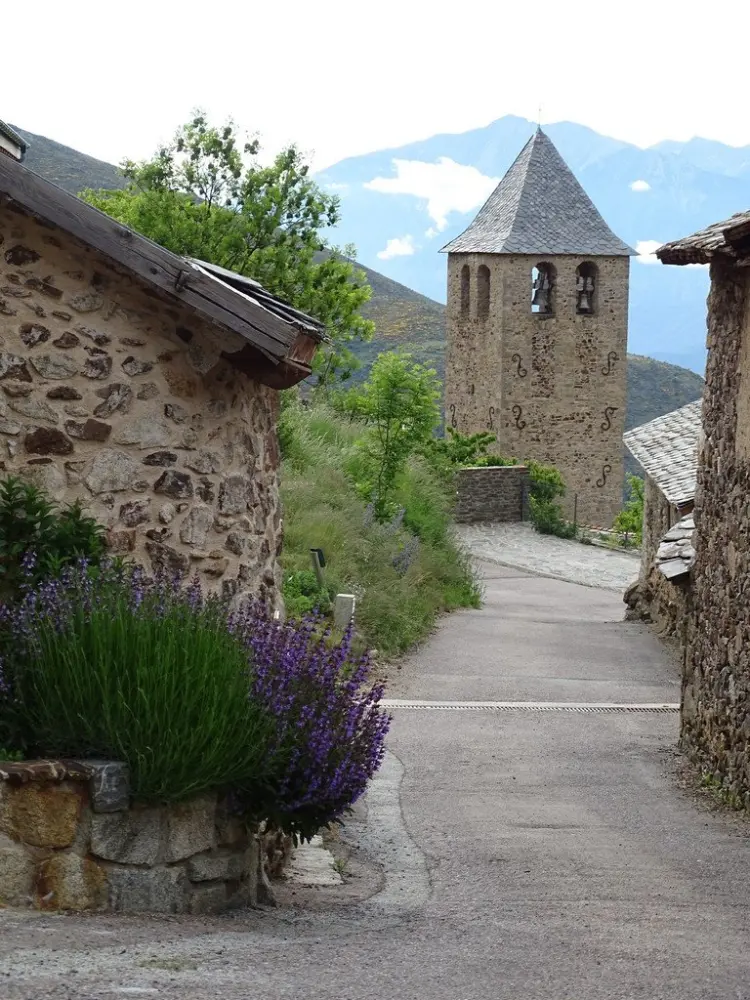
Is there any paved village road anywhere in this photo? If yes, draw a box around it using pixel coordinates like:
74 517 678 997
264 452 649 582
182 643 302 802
2 562 750 999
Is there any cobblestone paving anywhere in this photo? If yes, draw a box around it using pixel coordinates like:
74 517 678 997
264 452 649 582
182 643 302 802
455 522 639 592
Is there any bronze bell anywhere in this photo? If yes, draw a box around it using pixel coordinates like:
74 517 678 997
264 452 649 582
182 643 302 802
576 274 594 314
532 272 551 312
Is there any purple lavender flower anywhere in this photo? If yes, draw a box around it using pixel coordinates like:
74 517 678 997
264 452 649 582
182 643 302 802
0 564 390 839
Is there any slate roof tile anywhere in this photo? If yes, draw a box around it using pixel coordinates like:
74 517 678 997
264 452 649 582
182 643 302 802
441 128 634 257
623 399 702 508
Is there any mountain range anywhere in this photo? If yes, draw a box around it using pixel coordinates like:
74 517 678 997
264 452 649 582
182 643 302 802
12 122 706 461
317 114 750 376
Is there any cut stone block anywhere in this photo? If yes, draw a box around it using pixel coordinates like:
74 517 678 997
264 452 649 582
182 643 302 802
106 865 188 914
186 850 248 883
81 761 130 813
165 794 216 863
188 882 230 914
36 853 108 911
0 834 34 904
0 782 83 848
91 808 164 865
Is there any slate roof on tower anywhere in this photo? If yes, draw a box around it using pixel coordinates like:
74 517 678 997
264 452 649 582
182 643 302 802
441 128 635 256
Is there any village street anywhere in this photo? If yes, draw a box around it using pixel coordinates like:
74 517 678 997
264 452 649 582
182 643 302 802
2 554 750 999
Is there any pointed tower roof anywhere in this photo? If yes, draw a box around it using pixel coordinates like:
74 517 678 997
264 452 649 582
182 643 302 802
441 128 634 256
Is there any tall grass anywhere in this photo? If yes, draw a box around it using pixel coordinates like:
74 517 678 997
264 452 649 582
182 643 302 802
279 400 481 655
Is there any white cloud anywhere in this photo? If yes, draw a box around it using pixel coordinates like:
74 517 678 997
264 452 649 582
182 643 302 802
635 239 664 264
377 235 417 260
365 157 498 232
630 179 651 192
326 181 350 193
424 227 439 239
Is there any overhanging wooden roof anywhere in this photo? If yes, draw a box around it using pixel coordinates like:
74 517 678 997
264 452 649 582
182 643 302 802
0 153 326 388
657 210 750 266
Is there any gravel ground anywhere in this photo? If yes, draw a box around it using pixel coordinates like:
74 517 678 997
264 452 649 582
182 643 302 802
455 521 639 592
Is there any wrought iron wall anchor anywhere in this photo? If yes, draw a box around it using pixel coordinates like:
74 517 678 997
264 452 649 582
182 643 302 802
512 404 526 430
596 463 612 487
601 406 617 431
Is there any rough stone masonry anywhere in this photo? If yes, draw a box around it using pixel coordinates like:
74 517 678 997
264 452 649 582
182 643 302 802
0 208 284 609
682 259 750 796
0 759 291 913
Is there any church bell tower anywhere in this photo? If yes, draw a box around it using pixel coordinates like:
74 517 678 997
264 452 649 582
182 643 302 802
442 127 634 528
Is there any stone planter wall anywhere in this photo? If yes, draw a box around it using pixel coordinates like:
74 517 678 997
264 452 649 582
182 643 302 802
454 465 529 523
0 760 291 914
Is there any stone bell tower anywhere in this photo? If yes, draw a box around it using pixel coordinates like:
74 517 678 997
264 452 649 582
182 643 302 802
441 127 634 528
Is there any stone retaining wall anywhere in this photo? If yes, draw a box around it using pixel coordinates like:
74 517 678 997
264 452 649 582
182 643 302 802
454 465 529 524
0 760 291 913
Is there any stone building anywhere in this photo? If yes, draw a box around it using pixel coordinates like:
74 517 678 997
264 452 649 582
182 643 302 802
658 212 750 798
441 128 634 527
0 148 324 611
622 400 701 637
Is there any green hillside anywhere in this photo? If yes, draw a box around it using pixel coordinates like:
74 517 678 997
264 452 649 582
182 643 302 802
15 125 705 451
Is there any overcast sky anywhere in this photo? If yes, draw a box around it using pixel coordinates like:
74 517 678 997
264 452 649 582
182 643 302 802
4 1 747 171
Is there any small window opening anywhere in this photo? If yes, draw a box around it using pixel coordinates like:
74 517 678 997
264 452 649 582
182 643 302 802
460 264 470 317
576 262 597 315
531 263 555 315
477 264 490 320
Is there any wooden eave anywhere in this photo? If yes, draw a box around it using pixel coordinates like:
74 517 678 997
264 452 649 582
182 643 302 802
0 153 325 387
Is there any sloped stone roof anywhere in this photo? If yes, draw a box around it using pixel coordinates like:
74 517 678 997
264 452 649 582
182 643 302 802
656 514 695 580
658 209 750 265
623 399 702 508
441 128 634 257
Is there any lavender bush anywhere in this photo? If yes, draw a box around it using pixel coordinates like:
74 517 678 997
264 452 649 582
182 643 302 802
230 608 391 839
0 559 390 836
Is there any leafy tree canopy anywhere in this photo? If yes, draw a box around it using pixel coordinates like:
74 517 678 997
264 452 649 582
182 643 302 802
81 112 374 386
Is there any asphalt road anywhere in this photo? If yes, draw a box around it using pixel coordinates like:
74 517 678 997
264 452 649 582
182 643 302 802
2 562 750 1000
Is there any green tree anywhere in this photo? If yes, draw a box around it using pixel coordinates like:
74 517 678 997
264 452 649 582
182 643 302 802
613 474 644 545
346 352 441 520
81 112 374 386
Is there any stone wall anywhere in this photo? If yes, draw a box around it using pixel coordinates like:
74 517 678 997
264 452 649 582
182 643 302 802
445 253 628 529
0 206 282 608
454 465 528 523
682 260 750 798
640 474 679 576
625 564 690 641
0 759 291 913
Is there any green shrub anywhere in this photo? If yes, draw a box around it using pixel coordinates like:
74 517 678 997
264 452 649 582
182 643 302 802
525 461 576 538
0 565 276 802
283 569 333 619
470 454 519 468
424 427 498 471
0 477 106 598
279 399 481 655
529 497 577 538
613 474 644 545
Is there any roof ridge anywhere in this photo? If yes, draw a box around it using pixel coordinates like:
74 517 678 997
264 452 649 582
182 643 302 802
441 128 634 257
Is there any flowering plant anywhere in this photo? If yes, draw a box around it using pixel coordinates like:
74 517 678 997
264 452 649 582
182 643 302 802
230 607 390 839
0 559 389 837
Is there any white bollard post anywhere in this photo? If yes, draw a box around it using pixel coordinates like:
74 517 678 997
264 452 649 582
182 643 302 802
334 593 356 631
